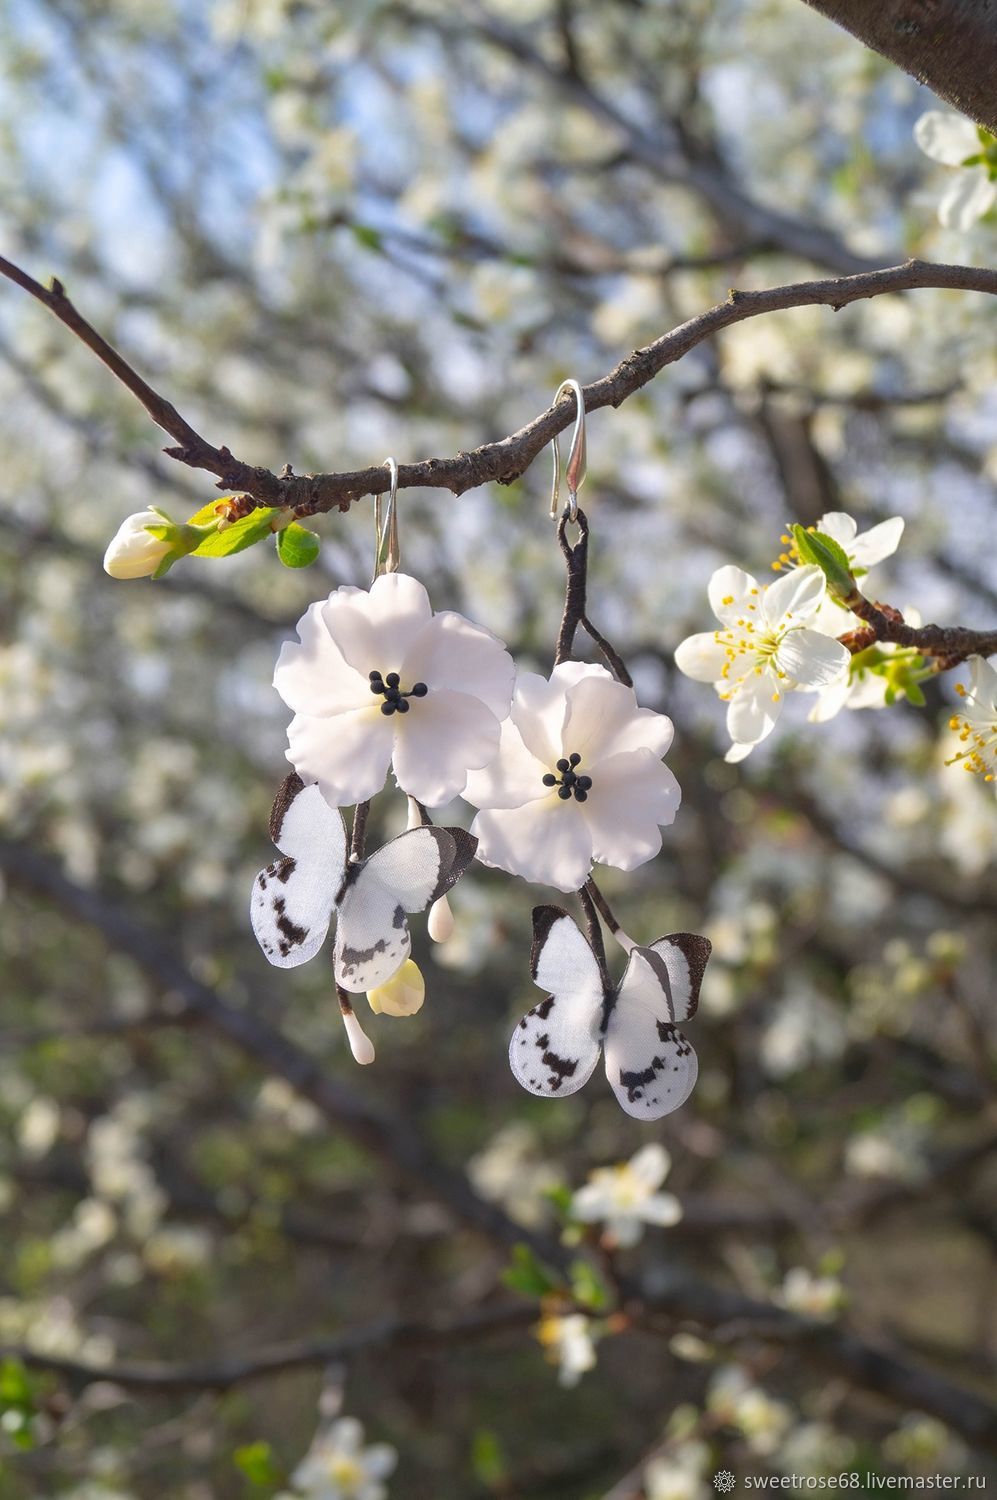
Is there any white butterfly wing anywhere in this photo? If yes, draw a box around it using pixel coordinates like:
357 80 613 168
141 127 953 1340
509 907 605 1099
251 775 347 968
648 933 712 1022
604 947 699 1119
334 826 476 991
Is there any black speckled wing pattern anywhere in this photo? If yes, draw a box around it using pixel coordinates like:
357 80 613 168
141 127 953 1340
509 910 711 1119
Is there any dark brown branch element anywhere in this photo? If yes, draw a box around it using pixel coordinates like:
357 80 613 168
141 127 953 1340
3 254 997 516
845 590 997 669
798 1 997 136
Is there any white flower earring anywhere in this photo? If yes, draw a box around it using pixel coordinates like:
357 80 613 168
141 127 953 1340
252 459 508 1062
464 381 712 1118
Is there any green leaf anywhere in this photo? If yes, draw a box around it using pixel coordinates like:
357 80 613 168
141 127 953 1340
191 508 279 558
234 1440 281 1486
569 1258 611 1312
351 222 383 252
791 525 855 598
276 522 321 568
471 1428 506 1485
501 1243 563 1300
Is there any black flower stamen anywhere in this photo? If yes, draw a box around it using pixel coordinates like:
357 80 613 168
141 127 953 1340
368 669 429 716
544 752 593 802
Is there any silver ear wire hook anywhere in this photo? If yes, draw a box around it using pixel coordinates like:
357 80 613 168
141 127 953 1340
550 379 587 523
373 457 400 581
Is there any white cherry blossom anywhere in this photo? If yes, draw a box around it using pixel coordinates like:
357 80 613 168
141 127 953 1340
535 1311 597 1387
289 1417 396 1500
463 662 679 892
914 111 997 230
812 510 904 573
674 565 849 762
947 655 997 787
275 573 515 808
571 1142 682 1248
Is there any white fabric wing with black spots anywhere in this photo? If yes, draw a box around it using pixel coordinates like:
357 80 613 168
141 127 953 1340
250 779 348 968
604 946 700 1120
508 909 710 1119
509 907 604 1098
251 775 476 991
334 825 475 992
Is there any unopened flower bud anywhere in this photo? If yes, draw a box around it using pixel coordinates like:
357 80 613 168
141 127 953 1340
427 894 454 943
366 959 425 1017
102 507 217 580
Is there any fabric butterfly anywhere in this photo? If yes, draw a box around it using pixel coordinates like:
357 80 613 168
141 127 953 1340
510 905 711 1119
252 774 476 991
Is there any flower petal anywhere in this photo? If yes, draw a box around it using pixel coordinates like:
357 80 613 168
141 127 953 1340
629 1142 670 1189
807 675 852 723
727 669 782 748
776 628 850 688
509 670 572 766
462 717 550 810
562 673 674 760
639 1191 683 1226
938 169 997 230
708 565 760 627
762 566 826 628
814 512 858 549
322 575 433 677
583 749 681 872
391 689 501 805
286 707 394 806
849 516 904 569
402 610 514 719
674 631 732 684
274 599 371 716
914 110 981 166
471 798 594 891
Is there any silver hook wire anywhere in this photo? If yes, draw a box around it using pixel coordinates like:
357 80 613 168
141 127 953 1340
373 457 400 581
549 379 587 523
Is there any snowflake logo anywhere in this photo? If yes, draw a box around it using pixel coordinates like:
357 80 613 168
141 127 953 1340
714 1473 736 1494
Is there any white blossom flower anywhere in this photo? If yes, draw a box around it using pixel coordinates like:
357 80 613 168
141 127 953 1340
290 1417 397 1500
463 662 679 891
535 1311 597 1387
773 511 904 579
674 565 849 762
947 655 997 786
571 1143 682 1247
644 1441 711 1500
708 1366 793 1456
276 574 515 808
777 1266 843 1319
914 111 997 230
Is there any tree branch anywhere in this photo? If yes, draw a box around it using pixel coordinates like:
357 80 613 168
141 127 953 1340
798 1 997 135
0 1304 535 1394
3 255 997 518
844 588 997 669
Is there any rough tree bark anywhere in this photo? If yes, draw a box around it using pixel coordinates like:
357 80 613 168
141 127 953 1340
799 1 997 133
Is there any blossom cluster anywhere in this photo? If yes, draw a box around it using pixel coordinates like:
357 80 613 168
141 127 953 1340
250 569 683 1056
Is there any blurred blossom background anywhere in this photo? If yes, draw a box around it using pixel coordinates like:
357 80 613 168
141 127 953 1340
0 1 995 1496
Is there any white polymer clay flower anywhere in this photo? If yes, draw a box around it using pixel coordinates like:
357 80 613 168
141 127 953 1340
674 564 850 763
914 110 997 230
275 573 515 808
463 662 680 892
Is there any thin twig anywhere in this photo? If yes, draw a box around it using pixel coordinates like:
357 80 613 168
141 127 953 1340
4 256 997 514
844 588 997 669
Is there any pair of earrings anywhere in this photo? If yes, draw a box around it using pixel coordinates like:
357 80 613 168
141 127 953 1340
252 388 712 1118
